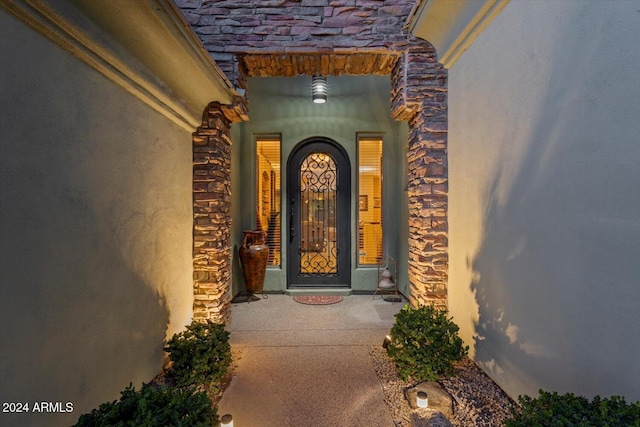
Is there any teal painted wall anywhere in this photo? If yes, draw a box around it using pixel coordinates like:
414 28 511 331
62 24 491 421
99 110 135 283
230 123 244 298
230 76 409 294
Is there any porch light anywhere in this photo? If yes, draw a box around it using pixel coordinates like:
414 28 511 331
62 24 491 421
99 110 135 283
221 414 233 426
312 75 327 103
417 391 428 408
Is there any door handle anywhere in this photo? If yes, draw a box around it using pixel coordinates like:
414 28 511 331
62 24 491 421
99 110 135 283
289 201 295 242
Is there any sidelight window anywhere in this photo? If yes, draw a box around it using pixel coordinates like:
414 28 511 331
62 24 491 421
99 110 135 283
358 135 383 266
256 136 281 266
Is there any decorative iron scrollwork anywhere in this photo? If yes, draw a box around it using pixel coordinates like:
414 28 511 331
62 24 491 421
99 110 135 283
298 152 338 276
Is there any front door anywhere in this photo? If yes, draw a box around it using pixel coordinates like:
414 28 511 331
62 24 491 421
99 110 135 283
287 138 351 288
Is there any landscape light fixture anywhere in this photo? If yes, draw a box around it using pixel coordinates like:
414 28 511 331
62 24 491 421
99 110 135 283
417 391 428 408
382 334 392 349
221 414 233 427
312 75 327 104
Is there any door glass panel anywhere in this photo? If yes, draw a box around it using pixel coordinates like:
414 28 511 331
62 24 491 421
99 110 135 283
299 152 338 276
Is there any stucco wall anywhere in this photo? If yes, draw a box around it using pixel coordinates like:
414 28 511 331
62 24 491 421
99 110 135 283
448 0 640 401
233 75 409 294
0 10 193 426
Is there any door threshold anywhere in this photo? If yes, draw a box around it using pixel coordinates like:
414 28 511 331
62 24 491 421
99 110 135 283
285 289 353 297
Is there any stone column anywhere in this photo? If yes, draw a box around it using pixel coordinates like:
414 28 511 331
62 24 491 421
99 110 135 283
192 99 247 324
407 97 448 310
392 44 449 309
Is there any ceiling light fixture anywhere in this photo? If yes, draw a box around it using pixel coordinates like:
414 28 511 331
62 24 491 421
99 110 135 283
312 75 327 104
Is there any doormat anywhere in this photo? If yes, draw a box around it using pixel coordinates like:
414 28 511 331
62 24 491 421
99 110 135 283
293 295 343 305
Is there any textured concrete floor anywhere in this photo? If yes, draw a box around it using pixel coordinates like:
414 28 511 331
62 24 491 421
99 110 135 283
217 294 405 426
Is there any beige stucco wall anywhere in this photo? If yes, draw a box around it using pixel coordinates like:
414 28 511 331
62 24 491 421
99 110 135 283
0 10 193 426
233 76 409 295
448 0 640 401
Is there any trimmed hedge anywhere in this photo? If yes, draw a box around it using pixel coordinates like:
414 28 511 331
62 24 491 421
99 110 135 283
506 390 640 427
75 319 232 426
74 383 217 427
164 319 231 388
386 304 468 382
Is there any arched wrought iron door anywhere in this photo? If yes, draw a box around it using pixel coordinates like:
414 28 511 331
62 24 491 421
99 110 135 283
287 138 351 288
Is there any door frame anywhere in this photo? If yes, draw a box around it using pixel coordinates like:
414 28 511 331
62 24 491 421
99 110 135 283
286 137 351 289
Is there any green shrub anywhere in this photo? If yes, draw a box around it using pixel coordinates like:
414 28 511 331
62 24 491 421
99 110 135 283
505 390 640 427
386 304 468 382
164 319 231 388
74 383 217 427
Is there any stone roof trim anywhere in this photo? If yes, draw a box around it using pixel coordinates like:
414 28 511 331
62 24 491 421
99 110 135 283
175 0 434 83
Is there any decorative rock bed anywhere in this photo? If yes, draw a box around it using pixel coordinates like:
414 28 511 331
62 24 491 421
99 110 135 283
370 346 518 426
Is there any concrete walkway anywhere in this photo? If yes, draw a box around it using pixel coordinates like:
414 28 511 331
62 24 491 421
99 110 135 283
217 294 406 426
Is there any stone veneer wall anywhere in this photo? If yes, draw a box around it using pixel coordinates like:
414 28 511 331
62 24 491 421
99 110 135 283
177 0 449 320
192 101 246 323
392 44 449 310
179 0 418 82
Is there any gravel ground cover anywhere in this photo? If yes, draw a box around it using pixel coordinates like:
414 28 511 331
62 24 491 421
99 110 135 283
370 346 518 427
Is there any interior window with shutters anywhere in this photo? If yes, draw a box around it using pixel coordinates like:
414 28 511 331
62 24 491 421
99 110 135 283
358 135 383 266
256 137 281 267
